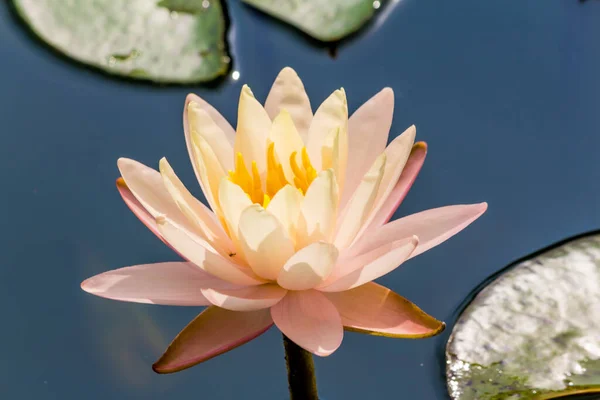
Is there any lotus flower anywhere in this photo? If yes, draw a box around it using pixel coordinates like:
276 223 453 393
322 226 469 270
81 67 487 373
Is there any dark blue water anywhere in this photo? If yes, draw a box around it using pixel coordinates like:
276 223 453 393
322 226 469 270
1 1 599 398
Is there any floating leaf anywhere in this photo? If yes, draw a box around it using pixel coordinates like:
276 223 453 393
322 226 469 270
242 0 381 42
446 233 600 399
12 0 230 83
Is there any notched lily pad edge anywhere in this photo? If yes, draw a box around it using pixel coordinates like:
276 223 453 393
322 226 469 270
8 0 233 86
444 229 600 400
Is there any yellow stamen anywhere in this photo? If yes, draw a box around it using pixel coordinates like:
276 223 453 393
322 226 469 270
266 142 287 198
228 152 253 195
301 148 317 186
251 161 263 204
227 145 317 206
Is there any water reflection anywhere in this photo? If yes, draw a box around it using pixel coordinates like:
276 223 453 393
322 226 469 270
79 245 184 394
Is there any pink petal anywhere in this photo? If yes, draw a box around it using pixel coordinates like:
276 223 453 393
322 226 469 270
80 262 215 306
157 219 265 286
117 158 207 242
350 203 488 259
201 284 288 311
319 236 418 293
365 142 427 230
341 88 394 209
325 282 445 338
271 290 343 357
116 178 166 245
153 307 272 373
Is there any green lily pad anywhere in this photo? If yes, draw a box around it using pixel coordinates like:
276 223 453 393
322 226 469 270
446 233 600 399
12 0 230 83
242 0 382 42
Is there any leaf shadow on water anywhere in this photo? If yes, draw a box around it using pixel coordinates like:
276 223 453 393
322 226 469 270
5 0 234 88
438 229 600 400
240 0 400 59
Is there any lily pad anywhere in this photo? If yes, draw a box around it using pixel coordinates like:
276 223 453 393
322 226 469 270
446 233 600 399
12 0 230 83
242 0 381 42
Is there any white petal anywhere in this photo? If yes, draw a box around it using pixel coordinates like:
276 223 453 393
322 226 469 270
266 184 303 242
234 85 271 174
159 158 233 255
269 110 305 182
277 242 339 290
334 153 386 249
297 169 339 248
183 94 235 190
117 158 201 239
189 132 227 216
238 204 296 280
184 94 235 145
265 67 312 142
306 89 348 172
218 178 253 258
201 284 287 311
157 218 264 286
187 102 234 171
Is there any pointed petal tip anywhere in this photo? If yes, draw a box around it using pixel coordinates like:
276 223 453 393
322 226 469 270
185 93 201 105
152 307 273 374
380 87 394 98
158 157 169 172
413 141 427 150
279 66 299 76
116 157 129 169
346 318 445 339
241 84 253 95
80 278 90 292
152 359 180 374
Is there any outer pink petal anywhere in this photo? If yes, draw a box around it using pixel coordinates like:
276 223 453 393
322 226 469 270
271 290 343 357
350 203 488 259
201 284 288 311
319 236 418 293
116 178 166 244
341 88 394 209
117 158 215 248
153 307 272 373
324 282 445 338
80 262 216 306
364 142 427 230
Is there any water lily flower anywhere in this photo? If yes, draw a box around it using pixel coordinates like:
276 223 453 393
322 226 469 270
81 67 487 373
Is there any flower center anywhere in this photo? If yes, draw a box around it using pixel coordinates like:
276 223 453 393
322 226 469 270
228 142 317 207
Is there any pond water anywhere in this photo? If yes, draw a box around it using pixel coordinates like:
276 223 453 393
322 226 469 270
1 0 599 399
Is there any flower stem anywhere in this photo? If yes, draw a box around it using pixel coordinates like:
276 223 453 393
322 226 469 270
282 334 319 400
